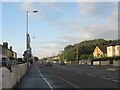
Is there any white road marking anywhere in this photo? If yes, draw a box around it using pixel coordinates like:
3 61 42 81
35 64 53 90
103 75 117 76
111 80 120 82
100 76 120 83
86 74 96 77
108 77 118 78
106 69 116 71
58 76 80 89
46 68 80 89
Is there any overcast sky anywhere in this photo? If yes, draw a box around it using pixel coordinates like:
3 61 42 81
1 0 119 58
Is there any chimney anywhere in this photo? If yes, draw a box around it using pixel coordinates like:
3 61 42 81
3 42 6 47
3 42 8 49
10 46 12 51
6 42 8 49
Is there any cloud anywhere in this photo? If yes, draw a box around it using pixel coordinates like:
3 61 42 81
22 2 33 11
76 0 119 2
77 2 117 18
20 2 118 58
2 0 119 2
2 0 58 2
32 41 66 58
21 2 78 23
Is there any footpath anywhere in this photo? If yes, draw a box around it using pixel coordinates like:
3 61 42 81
15 63 51 89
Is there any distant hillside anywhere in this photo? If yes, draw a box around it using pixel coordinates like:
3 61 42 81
60 39 120 61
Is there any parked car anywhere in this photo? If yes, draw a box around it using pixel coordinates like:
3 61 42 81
59 61 65 65
2 58 12 72
2 58 11 67
46 62 52 67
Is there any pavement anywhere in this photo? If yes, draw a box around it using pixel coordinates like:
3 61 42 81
16 63 51 89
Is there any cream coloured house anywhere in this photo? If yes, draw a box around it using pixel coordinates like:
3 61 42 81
93 44 107 58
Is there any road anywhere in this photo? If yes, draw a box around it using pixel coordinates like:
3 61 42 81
16 62 119 89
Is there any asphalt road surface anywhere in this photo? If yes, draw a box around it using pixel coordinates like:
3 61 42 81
16 62 119 90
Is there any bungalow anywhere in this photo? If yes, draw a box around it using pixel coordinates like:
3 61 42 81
93 44 107 58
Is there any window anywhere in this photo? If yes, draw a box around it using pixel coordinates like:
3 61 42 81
117 47 119 50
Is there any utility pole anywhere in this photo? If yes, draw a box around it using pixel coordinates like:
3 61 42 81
76 43 79 63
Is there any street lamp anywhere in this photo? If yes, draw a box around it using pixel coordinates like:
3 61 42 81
26 10 37 67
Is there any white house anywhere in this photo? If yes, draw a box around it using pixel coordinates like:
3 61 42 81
107 43 120 57
107 46 115 57
115 45 120 56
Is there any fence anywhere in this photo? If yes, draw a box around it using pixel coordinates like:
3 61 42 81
113 60 120 66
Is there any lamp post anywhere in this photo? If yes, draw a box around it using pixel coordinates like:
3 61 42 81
26 10 37 67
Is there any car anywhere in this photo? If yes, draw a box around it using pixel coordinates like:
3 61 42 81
2 58 11 67
59 61 65 65
45 62 52 67
2 58 12 72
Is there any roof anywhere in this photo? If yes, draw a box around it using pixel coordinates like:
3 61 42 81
97 44 107 54
110 39 120 46
115 39 120 45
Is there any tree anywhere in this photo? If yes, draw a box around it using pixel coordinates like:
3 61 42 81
34 56 39 62
80 54 88 60
88 54 94 59
61 39 118 61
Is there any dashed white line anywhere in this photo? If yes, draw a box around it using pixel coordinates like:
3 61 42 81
111 80 120 82
58 76 80 89
104 75 117 76
46 68 80 89
86 73 120 83
106 69 116 71
86 74 96 77
100 76 120 83
35 64 53 90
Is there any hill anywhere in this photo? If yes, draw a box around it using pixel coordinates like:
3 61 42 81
60 39 120 61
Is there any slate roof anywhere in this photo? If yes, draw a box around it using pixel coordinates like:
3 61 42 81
97 44 107 54
110 39 120 46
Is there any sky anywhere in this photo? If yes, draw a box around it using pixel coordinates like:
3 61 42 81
1 0 119 59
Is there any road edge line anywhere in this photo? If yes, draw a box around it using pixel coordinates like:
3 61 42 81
35 64 53 90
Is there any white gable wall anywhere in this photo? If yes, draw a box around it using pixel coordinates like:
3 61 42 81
107 46 115 57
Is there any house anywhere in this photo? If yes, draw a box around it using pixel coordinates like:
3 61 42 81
1 42 17 59
93 40 120 58
93 44 107 58
107 41 120 57
46 55 60 63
